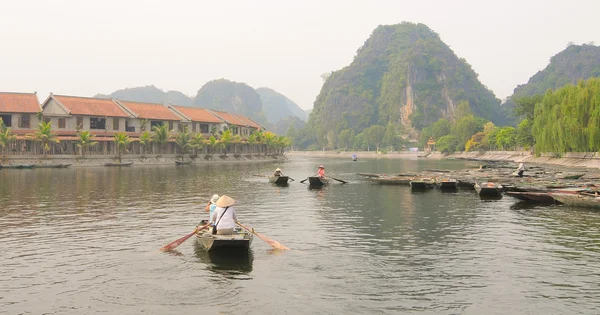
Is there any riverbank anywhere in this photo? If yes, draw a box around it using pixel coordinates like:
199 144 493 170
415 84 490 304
1 154 286 167
287 150 600 169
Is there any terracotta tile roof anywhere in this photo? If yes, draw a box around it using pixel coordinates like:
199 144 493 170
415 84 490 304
171 106 223 123
232 113 262 129
52 95 130 118
118 101 180 121
0 92 41 113
211 110 248 127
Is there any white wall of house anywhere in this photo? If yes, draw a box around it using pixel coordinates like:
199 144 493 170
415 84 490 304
0 112 41 130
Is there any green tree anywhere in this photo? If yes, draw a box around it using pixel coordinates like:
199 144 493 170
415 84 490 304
338 129 354 151
219 129 233 155
436 135 460 154
365 125 386 152
76 130 98 157
174 128 191 159
495 126 517 150
152 122 171 154
139 131 152 155
516 119 534 150
113 132 131 163
0 120 17 163
189 133 205 157
30 121 59 158
513 95 542 122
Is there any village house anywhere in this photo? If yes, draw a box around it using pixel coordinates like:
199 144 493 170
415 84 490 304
168 105 225 135
0 92 42 134
116 100 186 133
41 94 133 138
209 110 262 137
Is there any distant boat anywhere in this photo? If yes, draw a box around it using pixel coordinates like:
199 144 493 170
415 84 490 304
269 175 289 185
34 164 72 169
104 162 133 167
352 154 357 161
475 182 503 198
175 160 192 165
308 176 328 187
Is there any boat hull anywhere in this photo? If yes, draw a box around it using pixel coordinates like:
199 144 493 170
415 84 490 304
410 179 435 190
437 180 459 190
104 162 133 167
475 182 503 197
506 191 555 203
269 176 289 185
195 230 253 251
551 193 600 209
308 176 328 186
175 161 191 165
0 164 35 169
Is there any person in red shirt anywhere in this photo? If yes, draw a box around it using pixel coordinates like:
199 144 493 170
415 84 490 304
317 165 325 178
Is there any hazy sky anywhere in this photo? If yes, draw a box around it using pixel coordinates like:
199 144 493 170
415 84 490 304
1 0 599 110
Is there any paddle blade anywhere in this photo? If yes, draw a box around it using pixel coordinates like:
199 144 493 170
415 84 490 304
160 230 196 252
254 231 290 250
160 223 209 252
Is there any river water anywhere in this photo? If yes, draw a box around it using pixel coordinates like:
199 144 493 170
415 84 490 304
1 157 600 314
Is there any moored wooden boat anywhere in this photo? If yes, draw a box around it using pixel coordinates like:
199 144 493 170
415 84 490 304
195 228 253 251
175 160 191 165
269 175 289 185
352 154 357 161
436 178 459 190
475 182 503 197
551 193 600 209
505 191 555 203
410 178 436 190
370 176 412 185
34 164 71 169
308 176 328 186
0 164 35 169
104 162 133 167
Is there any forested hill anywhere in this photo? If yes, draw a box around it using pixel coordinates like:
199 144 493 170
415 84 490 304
506 44 600 116
193 79 268 126
95 85 193 106
256 87 307 123
307 22 503 142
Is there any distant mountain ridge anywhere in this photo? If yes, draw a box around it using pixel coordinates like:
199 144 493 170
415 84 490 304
307 22 504 141
256 87 307 123
505 44 600 121
95 81 308 131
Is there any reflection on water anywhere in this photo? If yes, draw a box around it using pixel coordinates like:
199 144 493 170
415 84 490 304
1 158 600 314
193 241 254 276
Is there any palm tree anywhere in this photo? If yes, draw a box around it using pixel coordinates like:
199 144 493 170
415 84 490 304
232 134 242 155
220 129 233 156
263 131 277 155
275 136 291 155
30 121 59 158
174 128 191 160
0 120 17 164
189 133 205 157
208 135 224 155
113 132 131 163
152 122 171 155
139 131 152 155
76 130 98 157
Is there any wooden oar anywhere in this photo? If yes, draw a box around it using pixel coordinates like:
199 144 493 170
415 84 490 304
329 176 348 184
300 174 317 184
236 222 290 250
288 177 295 182
160 223 210 252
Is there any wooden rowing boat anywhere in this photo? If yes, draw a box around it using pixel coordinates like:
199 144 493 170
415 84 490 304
370 176 412 185
410 178 435 190
104 162 133 167
269 175 289 185
195 227 253 251
551 193 600 209
505 191 555 203
0 164 35 169
175 160 191 165
436 178 459 190
475 182 503 197
308 176 328 186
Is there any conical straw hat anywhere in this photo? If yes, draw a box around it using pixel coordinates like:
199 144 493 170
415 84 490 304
216 195 235 207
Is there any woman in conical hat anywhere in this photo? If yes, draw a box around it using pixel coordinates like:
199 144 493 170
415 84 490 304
317 165 325 178
211 195 238 235
273 167 283 177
